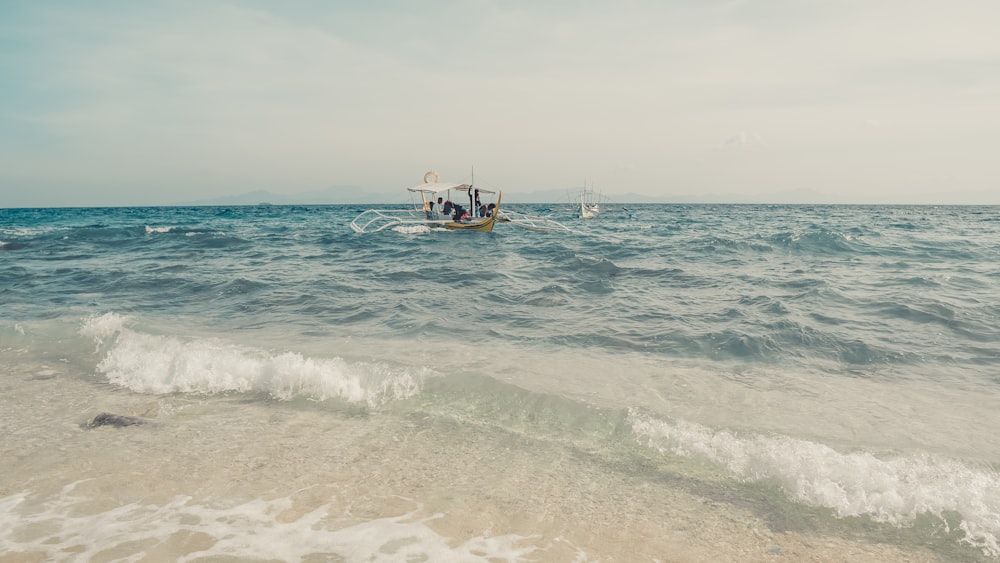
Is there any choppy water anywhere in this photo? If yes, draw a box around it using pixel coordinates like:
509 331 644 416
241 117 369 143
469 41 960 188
2 203 1000 561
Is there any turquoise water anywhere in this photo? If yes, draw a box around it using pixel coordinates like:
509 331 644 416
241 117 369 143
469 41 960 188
2 203 999 561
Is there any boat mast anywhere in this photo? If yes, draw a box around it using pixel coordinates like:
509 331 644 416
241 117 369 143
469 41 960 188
468 166 475 215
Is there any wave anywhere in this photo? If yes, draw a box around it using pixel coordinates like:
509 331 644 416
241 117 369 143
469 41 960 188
363 367 1000 557
628 409 1000 557
519 315 909 368
2 223 248 244
78 313 425 407
143 226 233 236
767 229 868 254
377 368 1000 557
143 225 244 244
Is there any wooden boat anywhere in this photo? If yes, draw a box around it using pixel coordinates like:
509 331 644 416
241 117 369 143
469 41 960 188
351 171 573 234
350 172 501 233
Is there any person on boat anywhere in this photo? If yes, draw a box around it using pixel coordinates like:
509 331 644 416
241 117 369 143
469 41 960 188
479 205 488 218
436 197 445 215
453 204 470 221
442 200 454 217
486 203 496 217
474 189 482 214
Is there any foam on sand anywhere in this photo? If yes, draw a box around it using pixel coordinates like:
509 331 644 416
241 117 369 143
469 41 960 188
0 481 538 562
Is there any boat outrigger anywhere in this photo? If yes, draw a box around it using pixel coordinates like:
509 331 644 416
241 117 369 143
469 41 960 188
350 171 572 233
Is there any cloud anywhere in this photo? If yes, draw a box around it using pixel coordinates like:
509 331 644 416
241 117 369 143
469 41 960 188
2 0 1000 205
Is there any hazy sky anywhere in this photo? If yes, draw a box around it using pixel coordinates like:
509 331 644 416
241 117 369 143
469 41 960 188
2 0 998 206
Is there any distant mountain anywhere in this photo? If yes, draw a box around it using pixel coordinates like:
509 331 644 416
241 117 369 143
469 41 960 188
503 188 669 204
178 190 292 206
177 185 397 206
502 187 843 204
905 190 1000 206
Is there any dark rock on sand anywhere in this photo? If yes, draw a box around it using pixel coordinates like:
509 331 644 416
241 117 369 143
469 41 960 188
86 412 147 429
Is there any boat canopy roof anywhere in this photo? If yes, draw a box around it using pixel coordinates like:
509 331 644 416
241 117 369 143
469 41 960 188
407 182 496 195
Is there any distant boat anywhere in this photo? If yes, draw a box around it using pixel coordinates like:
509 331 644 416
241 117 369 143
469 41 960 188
575 184 607 219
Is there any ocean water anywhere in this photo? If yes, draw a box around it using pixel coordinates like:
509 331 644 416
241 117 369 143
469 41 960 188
2 202 999 562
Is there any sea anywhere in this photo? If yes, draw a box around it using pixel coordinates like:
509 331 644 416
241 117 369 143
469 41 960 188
2 202 999 562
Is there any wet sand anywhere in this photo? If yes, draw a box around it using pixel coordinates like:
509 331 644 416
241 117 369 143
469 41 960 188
1 360 967 562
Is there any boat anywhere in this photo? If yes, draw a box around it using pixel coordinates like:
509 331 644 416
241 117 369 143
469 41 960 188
351 171 572 234
574 184 608 219
350 172 499 233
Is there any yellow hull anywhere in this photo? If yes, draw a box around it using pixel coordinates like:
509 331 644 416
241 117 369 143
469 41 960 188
443 216 497 232
441 192 501 232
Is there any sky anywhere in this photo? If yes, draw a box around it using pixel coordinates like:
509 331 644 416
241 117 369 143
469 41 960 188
1 0 999 207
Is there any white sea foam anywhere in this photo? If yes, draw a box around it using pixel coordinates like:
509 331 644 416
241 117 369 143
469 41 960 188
0 482 538 562
393 224 432 234
0 225 54 237
79 313 425 406
144 226 224 236
628 409 1000 556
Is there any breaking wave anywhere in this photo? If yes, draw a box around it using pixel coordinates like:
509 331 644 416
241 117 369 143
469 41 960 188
79 312 425 407
628 409 1000 556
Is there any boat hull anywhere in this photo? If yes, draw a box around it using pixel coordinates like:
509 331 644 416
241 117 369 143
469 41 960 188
443 216 497 232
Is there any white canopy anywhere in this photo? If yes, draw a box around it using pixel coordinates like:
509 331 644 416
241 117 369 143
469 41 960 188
407 182 495 195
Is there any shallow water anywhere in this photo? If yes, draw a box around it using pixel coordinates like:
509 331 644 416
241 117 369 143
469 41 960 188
2 203 999 561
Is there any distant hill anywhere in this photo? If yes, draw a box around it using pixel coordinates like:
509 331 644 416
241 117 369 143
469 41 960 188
177 185 397 206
